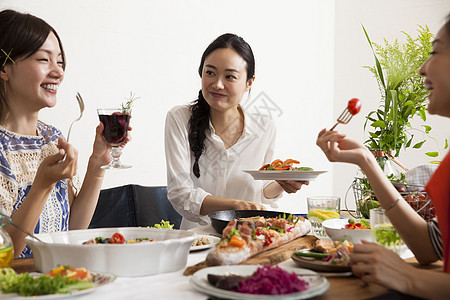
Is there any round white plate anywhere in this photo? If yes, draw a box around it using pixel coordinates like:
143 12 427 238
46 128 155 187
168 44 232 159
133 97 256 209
243 170 327 181
190 265 329 300
1 271 116 299
190 235 221 252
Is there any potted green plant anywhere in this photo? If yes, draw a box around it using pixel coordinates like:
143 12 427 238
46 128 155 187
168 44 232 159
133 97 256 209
353 25 448 219
362 25 447 167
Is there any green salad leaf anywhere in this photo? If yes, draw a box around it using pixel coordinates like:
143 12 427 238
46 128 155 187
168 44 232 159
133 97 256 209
150 220 174 229
294 167 313 171
0 268 94 297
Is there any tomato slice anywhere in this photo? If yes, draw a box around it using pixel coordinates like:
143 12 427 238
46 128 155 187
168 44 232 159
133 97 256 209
259 164 270 171
71 268 89 280
110 232 125 244
274 167 290 170
347 98 361 115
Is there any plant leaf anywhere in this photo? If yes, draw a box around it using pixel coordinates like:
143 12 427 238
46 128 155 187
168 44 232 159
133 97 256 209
372 120 386 128
413 140 425 149
418 108 426 121
391 90 398 151
425 152 439 157
362 24 386 90
423 125 432 134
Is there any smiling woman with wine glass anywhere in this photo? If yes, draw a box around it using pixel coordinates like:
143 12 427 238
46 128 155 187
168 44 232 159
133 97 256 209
316 13 450 298
0 10 129 258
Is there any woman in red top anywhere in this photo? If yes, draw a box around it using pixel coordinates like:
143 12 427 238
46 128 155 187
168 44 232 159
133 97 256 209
316 14 450 298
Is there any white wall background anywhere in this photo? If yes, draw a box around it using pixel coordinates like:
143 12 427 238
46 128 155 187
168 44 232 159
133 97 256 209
334 0 450 211
0 0 448 214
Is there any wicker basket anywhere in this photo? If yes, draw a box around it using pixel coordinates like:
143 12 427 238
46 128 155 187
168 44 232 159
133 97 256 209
351 177 435 221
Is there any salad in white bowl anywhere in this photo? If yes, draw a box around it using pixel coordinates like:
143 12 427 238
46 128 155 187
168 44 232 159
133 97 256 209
322 218 373 244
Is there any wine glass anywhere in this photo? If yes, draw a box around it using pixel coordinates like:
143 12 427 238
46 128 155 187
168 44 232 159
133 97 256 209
97 108 131 169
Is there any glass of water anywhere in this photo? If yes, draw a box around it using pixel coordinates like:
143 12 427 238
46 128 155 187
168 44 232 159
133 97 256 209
307 196 340 236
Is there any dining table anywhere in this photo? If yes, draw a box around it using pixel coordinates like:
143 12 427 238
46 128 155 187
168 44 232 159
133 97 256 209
10 219 443 300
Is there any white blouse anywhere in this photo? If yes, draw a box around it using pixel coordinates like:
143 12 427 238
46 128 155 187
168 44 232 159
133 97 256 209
164 104 280 229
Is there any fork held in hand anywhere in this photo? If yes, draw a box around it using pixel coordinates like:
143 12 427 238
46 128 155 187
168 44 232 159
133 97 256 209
329 108 353 131
61 92 85 165
66 92 85 143
329 98 361 131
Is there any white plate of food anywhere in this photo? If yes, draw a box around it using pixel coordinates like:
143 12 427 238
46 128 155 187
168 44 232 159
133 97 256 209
291 249 352 273
190 235 221 252
243 170 327 181
1 269 116 299
190 265 329 300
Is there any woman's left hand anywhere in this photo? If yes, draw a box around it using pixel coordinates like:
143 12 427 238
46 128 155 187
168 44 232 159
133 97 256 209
276 180 309 193
350 240 414 293
91 122 132 166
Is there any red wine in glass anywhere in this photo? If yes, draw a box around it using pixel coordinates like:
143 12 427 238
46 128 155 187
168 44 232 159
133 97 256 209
98 113 130 145
97 108 131 169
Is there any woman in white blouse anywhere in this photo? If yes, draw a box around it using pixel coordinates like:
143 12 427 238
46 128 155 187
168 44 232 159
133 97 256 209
165 33 307 229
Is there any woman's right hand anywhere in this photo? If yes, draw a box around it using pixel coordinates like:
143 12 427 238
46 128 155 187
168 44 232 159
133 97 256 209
34 137 78 187
231 200 267 211
316 128 370 165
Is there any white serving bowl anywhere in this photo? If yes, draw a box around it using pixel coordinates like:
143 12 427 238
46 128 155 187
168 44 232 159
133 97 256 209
322 218 373 244
25 227 197 277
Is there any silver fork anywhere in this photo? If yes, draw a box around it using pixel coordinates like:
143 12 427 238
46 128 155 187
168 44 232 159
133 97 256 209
66 92 85 142
61 92 85 166
329 107 353 131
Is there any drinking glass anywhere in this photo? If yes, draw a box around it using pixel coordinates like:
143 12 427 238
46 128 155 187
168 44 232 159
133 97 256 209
370 208 403 253
0 214 13 267
307 196 340 236
97 108 131 169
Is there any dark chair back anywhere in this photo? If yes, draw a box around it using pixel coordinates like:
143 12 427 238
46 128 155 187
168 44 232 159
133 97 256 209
88 184 182 229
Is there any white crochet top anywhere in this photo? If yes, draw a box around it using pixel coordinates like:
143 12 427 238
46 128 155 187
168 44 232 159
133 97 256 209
0 121 79 257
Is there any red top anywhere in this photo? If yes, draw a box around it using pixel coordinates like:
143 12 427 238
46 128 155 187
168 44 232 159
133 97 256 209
426 152 450 272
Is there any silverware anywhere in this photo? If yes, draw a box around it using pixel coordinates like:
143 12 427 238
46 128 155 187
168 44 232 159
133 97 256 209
330 106 354 131
66 92 85 143
61 92 85 165
0 212 44 243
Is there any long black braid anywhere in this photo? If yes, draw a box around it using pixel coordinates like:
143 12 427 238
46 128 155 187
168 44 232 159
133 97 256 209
189 90 210 178
188 33 255 178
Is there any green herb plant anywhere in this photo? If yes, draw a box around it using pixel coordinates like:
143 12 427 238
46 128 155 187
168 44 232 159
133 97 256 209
121 92 139 114
362 25 448 158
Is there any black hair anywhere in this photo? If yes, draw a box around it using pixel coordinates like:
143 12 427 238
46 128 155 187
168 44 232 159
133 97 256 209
188 33 255 178
445 13 450 38
0 9 66 122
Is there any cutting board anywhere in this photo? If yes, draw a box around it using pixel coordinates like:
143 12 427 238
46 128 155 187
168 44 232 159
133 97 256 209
183 235 318 276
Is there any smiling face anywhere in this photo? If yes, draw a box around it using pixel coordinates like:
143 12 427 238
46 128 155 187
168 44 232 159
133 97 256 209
201 48 253 113
1 32 64 114
419 26 450 118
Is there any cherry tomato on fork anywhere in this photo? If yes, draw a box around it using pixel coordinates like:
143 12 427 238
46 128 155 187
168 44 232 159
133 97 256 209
347 98 361 115
110 232 125 244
